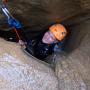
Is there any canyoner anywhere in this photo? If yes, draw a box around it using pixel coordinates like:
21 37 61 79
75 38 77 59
0 0 67 63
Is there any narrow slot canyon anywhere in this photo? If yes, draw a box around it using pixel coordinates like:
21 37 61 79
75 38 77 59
0 0 90 90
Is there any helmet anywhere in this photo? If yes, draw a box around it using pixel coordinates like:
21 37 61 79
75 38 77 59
49 24 67 41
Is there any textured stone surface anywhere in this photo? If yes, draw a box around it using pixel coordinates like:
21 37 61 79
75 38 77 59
0 0 90 90
80 0 90 9
0 38 58 90
0 0 83 30
55 19 90 90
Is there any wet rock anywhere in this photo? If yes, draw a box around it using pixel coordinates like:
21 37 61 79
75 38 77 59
0 38 58 90
55 19 90 90
0 0 90 90
0 0 86 30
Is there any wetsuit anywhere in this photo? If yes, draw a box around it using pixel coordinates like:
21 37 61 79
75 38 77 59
0 30 56 60
26 38 55 60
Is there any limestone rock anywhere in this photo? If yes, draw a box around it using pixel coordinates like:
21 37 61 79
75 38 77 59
0 38 58 90
55 19 90 90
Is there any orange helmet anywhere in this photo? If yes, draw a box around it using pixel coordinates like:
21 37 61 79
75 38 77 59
49 24 67 41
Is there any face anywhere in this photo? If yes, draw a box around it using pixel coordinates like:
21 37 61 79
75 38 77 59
42 31 58 44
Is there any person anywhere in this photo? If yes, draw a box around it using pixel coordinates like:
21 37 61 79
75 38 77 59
0 4 67 61
30 24 67 60
0 24 67 61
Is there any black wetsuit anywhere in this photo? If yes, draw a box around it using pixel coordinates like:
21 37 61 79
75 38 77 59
26 38 55 60
24 30 56 60
0 29 55 60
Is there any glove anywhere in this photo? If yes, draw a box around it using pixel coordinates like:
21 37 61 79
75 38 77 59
8 17 22 29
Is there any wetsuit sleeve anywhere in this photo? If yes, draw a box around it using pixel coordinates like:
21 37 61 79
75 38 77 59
54 40 65 52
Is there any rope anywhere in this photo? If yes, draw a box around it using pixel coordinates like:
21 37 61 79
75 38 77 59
1 0 27 52
2 0 23 42
13 28 21 40
2 0 8 4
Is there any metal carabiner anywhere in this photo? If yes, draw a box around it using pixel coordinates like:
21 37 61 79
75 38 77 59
1 1 12 18
2 7 10 19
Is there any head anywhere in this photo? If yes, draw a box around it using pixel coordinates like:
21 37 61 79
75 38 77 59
42 24 67 44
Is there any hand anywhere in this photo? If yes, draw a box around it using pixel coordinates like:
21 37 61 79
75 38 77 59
19 40 25 45
18 40 27 48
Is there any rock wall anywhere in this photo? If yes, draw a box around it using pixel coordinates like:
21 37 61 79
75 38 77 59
0 38 58 90
0 0 90 90
0 0 83 30
55 19 90 90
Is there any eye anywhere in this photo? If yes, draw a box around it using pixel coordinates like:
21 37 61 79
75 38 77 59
62 32 66 35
